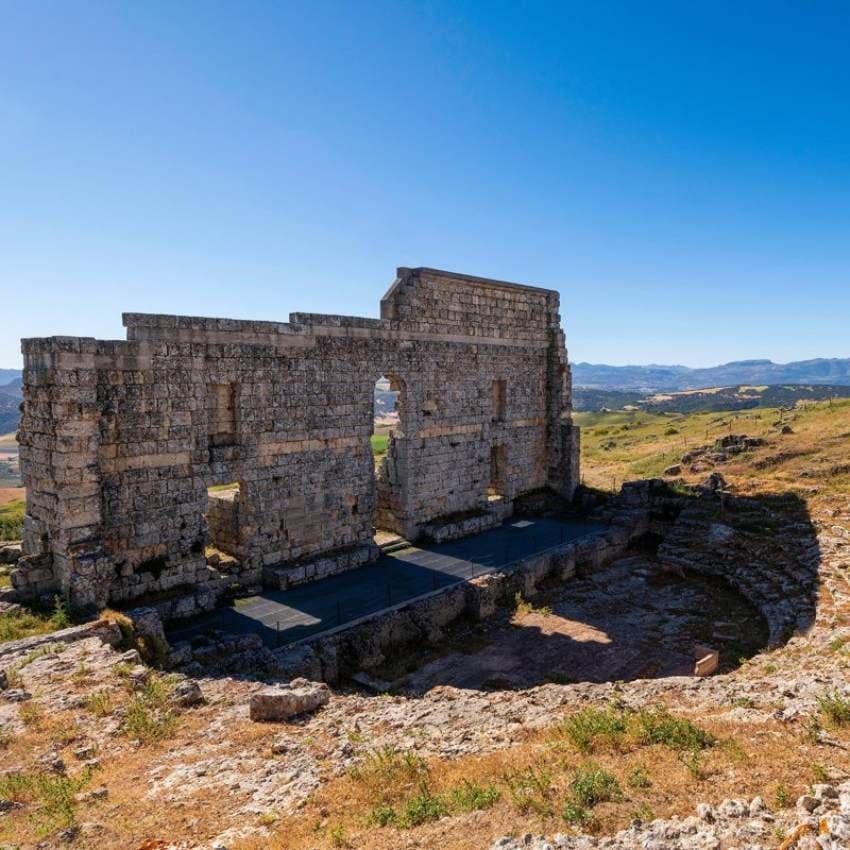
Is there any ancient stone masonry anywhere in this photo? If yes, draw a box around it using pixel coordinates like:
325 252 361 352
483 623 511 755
14 267 580 612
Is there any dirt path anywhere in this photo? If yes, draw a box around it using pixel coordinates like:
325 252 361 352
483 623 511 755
0 487 24 506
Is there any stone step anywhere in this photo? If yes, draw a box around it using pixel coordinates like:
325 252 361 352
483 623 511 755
379 538 412 554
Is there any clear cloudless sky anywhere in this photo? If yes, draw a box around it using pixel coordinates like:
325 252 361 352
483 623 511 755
2 1 849 368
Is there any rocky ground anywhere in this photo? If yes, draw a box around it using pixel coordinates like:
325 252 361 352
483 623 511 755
3 407 850 849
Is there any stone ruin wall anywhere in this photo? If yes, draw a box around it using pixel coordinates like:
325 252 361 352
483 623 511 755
14 267 580 613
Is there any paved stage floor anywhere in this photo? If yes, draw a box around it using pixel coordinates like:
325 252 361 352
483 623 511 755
168 516 604 647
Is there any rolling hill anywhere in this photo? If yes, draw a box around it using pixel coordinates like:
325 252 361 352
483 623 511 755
573 383 850 414
573 358 850 391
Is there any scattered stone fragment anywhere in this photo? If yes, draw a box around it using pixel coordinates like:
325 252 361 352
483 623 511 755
4 688 31 702
170 678 205 708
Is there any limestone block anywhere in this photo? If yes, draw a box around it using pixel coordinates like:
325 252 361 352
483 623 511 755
249 679 330 722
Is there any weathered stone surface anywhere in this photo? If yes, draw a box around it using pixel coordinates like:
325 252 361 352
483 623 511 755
170 678 204 708
0 544 21 564
249 679 330 722
17 267 580 611
0 618 122 662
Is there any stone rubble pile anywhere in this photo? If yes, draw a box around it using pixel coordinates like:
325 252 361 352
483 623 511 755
488 783 850 850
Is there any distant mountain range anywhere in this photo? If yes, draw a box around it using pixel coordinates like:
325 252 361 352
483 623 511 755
572 358 850 391
0 372 22 435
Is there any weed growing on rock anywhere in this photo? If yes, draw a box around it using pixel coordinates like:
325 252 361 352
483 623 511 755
513 592 552 618
558 706 628 753
122 676 177 743
633 708 716 752
0 767 91 836
19 702 43 728
348 746 428 801
448 779 501 812
83 690 113 717
817 691 850 727
555 705 716 757
502 762 555 816
398 783 449 827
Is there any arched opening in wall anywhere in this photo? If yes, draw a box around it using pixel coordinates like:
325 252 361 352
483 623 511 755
372 374 406 540
205 482 242 569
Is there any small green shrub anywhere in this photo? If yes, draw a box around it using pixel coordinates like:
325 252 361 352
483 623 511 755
368 804 398 827
83 690 114 717
679 749 706 780
121 676 177 743
817 691 850 727
559 706 627 754
398 784 449 827
569 763 622 807
630 802 655 822
448 779 500 812
503 763 554 816
828 636 849 653
19 702 43 728
49 596 71 629
627 767 651 788
348 746 429 804
811 763 829 783
328 825 349 847
513 592 552 618
562 800 592 825
633 708 716 752
0 767 91 836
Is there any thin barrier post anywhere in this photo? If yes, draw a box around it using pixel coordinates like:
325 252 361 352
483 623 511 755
387 583 392 607
337 600 342 626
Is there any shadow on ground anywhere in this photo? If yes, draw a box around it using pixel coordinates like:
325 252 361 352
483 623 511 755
165 488 821 695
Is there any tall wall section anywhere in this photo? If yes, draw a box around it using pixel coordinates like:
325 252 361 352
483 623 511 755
15 267 580 611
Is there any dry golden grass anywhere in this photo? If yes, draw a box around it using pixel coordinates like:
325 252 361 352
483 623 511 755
0 486 24 507
238 709 850 850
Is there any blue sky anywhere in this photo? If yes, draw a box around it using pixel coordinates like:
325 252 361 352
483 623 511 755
2 1 849 368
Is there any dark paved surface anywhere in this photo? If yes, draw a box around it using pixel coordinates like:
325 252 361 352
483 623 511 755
168 516 605 647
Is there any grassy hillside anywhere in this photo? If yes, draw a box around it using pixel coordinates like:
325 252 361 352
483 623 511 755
0 498 23 541
574 383 850 414
576 398 850 495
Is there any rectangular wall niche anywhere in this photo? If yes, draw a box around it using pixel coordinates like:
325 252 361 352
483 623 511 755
491 378 507 422
488 443 508 498
207 382 237 447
